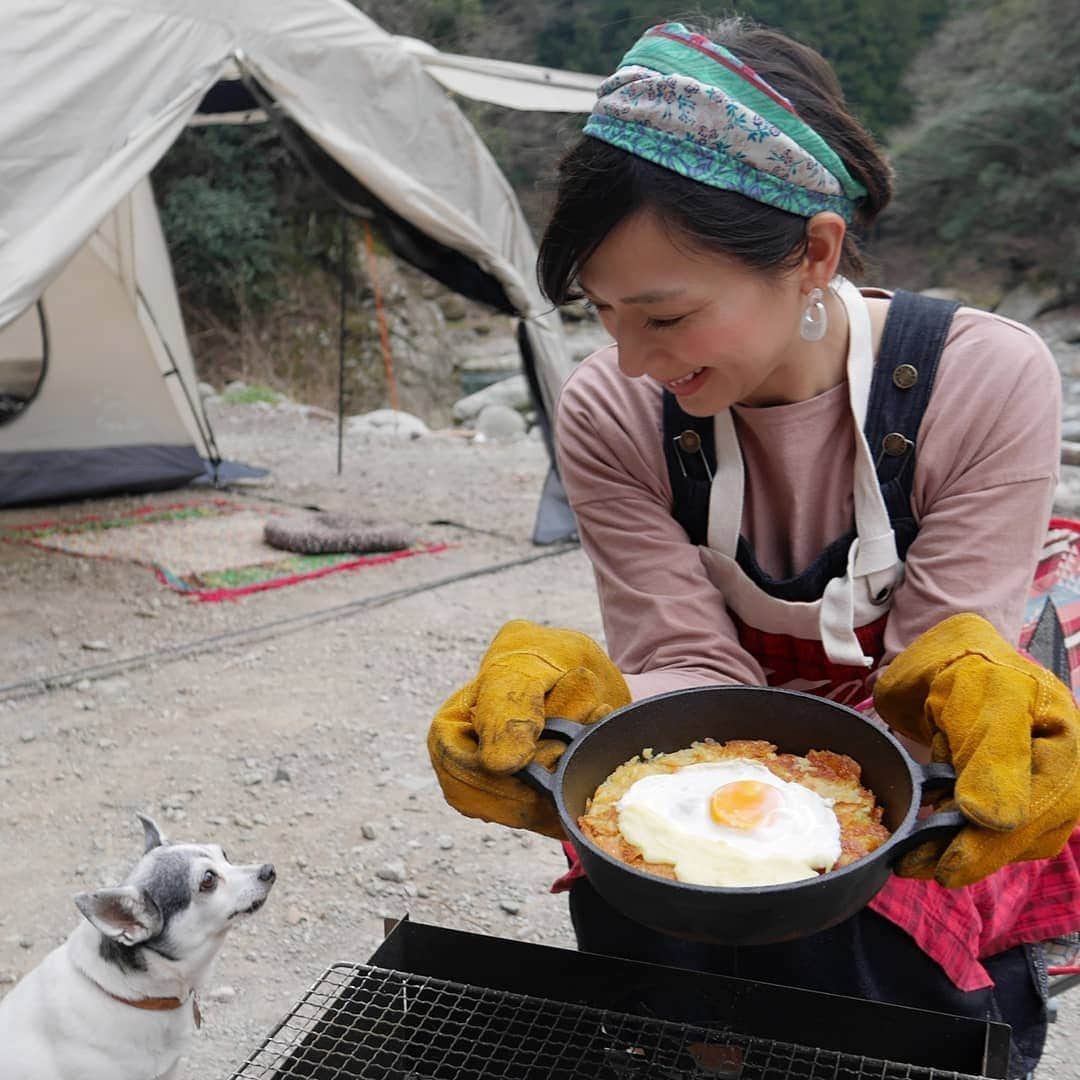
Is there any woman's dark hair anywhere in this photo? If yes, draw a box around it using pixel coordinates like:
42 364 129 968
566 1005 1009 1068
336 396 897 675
537 16 893 305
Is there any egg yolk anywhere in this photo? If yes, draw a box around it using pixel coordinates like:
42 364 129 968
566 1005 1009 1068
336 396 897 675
709 780 783 830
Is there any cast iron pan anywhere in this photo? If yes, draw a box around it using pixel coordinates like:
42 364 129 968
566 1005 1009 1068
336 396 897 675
520 684 963 946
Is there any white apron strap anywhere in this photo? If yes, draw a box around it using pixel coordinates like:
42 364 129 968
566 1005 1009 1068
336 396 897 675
820 279 899 665
706 409 743 556
703 278 903 668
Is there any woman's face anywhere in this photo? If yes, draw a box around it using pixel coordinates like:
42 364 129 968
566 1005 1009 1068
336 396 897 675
577 209 818 415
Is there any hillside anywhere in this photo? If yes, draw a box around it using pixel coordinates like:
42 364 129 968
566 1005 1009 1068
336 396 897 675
871 0 1080 306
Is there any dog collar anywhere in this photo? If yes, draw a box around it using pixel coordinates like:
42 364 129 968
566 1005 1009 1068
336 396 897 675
103 988 202 1028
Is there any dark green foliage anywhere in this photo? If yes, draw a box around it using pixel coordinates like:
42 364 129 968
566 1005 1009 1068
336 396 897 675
154 126 286 318
417 0 483 49
882 0 1080 296
153 123 354 323
532 1 950 137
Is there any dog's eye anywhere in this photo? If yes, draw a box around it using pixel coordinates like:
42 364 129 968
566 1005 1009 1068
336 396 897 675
199 869 218 893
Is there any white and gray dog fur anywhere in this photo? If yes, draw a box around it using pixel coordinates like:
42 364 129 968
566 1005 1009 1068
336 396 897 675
0 814 275 1080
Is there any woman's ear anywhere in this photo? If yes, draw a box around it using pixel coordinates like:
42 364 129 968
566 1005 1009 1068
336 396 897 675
802 212 847 289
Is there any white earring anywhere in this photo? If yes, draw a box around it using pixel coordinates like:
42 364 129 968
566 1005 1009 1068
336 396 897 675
800 287 827 342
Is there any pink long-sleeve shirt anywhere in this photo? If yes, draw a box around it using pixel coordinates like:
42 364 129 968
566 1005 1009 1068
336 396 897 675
555 294 1062 701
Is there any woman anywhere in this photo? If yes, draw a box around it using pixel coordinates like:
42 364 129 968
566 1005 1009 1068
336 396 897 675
428 17 1080 1077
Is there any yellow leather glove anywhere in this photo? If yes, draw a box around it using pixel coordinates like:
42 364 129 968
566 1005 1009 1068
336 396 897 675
427 620 631 838
874 612 1080 888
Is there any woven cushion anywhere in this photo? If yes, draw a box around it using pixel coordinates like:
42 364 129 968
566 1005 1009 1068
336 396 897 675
264 512 415 555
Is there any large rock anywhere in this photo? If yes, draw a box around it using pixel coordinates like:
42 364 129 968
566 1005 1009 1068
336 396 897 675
475 403 526 441
344 259 459 428
452 374 530 423
346 408 429 439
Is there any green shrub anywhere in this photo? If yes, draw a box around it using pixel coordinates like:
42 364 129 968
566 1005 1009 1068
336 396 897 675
884 4 1080 296
221 383 281 406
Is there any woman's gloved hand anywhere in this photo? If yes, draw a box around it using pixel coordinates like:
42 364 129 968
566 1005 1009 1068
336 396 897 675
874 612 1080 887
427 620 631 837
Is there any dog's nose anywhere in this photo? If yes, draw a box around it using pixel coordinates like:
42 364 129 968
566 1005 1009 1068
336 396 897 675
258 863 276 883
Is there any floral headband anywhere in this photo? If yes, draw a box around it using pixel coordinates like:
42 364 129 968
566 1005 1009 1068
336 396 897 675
583 23 867 222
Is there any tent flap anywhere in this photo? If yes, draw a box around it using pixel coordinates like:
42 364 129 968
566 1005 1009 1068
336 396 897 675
0 0 580 510
0 444 206 508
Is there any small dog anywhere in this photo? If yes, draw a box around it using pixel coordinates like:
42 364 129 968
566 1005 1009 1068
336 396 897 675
0 814 275 1080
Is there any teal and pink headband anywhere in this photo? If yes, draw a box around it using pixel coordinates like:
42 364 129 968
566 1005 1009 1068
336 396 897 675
583 23 867 222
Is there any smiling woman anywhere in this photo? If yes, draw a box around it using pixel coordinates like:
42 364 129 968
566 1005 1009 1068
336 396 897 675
572 208 852 410
427 14 1078 1079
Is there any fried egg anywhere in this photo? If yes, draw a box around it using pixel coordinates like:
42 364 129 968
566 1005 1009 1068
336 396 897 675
616 759 842 887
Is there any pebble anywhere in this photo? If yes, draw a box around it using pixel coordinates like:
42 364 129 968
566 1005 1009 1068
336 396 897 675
361 823 377 840
18 936 33 949
436 834 454 850
498 900 521 916
376 861 408 883
81 640 111 651
19 731 35 743
205 985 236 1003
273 766 292 783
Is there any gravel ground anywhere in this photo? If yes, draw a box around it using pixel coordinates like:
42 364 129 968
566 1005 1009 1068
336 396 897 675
2 387 1079 1079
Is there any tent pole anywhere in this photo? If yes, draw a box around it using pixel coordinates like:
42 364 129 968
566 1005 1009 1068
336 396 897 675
337 211 348 475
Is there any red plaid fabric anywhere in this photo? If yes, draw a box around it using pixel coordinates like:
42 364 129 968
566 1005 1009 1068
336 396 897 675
868 833 1080 990
731 612 887 706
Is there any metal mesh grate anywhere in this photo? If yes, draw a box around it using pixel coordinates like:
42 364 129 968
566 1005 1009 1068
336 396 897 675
229 964 989 1080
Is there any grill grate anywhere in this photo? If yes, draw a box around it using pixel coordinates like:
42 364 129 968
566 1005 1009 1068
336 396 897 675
230 964 988 1080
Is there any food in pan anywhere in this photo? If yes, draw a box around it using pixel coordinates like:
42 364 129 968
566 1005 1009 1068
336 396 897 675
578 739 891 887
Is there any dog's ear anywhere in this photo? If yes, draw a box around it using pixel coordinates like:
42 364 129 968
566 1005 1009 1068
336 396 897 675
136 813 167 852
74 886 164 945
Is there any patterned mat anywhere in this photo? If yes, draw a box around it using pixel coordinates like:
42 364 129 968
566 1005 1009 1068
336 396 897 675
0 499 448 601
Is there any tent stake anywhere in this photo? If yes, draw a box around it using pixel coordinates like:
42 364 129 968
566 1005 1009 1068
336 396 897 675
363 219 399 412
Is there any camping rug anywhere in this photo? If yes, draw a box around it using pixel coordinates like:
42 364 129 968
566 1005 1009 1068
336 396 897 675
0 499 449 602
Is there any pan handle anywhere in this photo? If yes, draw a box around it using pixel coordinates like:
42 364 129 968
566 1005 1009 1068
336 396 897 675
889 761 965 861
516 717 587 797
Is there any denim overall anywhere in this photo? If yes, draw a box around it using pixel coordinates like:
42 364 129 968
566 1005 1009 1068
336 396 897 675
568 284 1047 1076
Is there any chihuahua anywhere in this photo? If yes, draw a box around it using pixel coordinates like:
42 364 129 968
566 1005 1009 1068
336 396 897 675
0 814 275 1080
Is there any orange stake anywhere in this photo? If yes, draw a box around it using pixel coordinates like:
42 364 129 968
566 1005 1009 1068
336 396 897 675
362 219 400 411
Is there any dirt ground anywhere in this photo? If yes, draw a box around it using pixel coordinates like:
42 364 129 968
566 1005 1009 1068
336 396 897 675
2 389 1079 1079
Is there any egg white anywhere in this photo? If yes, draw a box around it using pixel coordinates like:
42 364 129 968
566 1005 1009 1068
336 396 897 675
616 758 842 887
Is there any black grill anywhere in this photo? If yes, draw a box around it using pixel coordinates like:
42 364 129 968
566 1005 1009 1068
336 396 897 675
228 920 1011 1080
231 964 989 1080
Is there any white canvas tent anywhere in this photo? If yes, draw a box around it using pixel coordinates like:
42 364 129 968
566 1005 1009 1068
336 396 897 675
0 180 221 505
0 0 599 515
